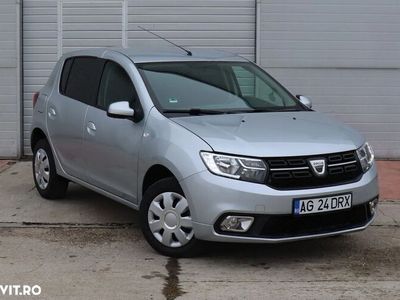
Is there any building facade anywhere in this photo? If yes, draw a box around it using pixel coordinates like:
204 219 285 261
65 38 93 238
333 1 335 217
1 0 399 158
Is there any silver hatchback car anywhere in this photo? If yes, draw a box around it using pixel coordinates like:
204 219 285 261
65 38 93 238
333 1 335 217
31 47 378 257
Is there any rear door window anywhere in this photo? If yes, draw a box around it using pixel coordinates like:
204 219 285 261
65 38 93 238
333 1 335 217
62 57 106 105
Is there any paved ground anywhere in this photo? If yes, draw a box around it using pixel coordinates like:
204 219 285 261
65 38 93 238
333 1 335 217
377 160 400 200
0 162 399 299
0 160 13 173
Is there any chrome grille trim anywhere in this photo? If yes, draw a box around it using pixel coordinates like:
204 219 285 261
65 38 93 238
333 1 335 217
270 166 309 171
328 160 357 167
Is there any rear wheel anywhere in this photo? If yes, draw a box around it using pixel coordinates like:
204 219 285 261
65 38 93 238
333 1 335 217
140 177 203 257
32 139 68 199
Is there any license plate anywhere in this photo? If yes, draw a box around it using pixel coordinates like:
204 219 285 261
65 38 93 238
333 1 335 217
293 193 352 215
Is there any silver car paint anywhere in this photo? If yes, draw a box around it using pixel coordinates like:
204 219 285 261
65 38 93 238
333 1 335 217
82 51 147 203
137 107 211 203
113 46 250 63
181 164 378 242
47 88 89 179
31 47 378 243
172 112 365 157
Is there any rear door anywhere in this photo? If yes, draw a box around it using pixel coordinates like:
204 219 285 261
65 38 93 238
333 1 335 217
46 56 105 179
83 60 144 203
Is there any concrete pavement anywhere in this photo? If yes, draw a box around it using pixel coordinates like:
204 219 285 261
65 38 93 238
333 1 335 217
0 162 399 299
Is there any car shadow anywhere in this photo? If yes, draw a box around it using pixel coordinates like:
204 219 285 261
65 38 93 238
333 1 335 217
53 183 372 265
202 235 349 260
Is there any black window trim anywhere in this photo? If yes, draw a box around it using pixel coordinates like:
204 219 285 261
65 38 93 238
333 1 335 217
93 60 108 111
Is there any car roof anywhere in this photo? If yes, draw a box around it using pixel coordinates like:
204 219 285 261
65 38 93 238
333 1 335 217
61 45 249 63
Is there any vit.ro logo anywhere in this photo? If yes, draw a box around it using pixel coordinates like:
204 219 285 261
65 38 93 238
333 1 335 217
0 285 41 296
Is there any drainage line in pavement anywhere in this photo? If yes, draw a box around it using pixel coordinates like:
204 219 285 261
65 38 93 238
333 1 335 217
0 222 397 229
0 221 139 229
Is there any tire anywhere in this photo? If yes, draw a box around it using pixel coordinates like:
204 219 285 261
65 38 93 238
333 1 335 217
32 139 68 199
140 177 203 257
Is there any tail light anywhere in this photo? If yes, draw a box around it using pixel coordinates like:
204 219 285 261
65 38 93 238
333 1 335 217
32 92 39 108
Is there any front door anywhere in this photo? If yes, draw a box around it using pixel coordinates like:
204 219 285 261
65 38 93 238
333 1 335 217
83 61 145 203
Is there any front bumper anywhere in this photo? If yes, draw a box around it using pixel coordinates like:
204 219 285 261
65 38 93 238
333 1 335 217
180 163 378 243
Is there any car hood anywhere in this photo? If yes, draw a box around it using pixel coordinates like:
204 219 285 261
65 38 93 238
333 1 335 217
172 112 364 157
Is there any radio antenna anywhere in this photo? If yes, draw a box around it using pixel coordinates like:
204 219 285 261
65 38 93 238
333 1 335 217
138 26 192 56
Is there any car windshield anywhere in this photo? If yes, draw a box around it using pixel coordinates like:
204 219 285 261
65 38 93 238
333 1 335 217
137 61 304 115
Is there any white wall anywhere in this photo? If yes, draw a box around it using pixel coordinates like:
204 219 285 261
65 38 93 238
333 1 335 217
0 0 20 158
259 0 400 158
20 0 400 158
23 0 256 155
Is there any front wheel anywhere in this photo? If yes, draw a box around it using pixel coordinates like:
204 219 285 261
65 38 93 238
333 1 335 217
140 177 203 257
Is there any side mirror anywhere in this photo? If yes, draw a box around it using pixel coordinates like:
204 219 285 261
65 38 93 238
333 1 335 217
107 101 134 119
296 95 312 109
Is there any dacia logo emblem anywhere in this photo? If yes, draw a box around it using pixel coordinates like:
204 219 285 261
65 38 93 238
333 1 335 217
309 159 327 177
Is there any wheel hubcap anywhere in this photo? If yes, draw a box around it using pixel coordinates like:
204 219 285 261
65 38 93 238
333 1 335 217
164 212 178 229
148 192 194 248
34 148 50 190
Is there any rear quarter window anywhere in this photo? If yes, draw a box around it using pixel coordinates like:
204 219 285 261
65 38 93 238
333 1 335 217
59 58 73 94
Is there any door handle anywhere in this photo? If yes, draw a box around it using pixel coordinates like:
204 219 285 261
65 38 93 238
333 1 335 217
48 107 56 119
86 122 96 135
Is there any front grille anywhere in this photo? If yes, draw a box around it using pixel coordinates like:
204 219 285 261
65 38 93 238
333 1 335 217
215 203 373 239
265 151 362 190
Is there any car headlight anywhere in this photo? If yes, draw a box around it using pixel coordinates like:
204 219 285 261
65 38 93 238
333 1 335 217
200 152 267 183
356 142 374 172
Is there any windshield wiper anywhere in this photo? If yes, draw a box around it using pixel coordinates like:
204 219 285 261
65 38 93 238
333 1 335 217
242 108 302 113
271 108 302 112
243 109 273 113
163 108 303 115
162 108 228 115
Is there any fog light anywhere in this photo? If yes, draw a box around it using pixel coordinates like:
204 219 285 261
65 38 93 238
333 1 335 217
369 198 379 215
220 216 254 232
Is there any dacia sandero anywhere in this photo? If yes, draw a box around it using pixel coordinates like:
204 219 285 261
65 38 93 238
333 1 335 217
31 47 378 256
